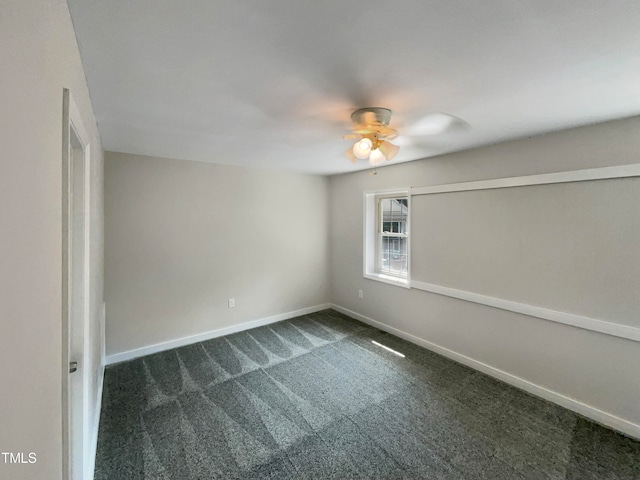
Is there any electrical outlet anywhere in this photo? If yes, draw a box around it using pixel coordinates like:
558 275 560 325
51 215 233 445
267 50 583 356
358 289 363 299
228 298 235 308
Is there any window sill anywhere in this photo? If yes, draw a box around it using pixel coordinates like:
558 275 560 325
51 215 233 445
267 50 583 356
364 272 411 289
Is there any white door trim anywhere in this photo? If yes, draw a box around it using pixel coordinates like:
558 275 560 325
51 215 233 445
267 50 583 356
61 88 92 480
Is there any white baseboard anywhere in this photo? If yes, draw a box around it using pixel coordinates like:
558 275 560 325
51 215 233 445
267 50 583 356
105 303 332 365
331 304 640 440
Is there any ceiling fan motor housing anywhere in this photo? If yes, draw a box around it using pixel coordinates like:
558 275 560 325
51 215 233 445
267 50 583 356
351 107 392 127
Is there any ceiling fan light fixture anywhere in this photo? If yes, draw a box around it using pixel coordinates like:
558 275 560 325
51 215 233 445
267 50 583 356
379 140 400 161
344 108 465 167
345 108 409 167
344 147 358 163
353 137 373 159
368 148 385 166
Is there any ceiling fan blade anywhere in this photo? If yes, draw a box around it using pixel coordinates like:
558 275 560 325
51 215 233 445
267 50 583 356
375 125 398 138
351 125 397 138
352 126 379 135
404 113 469 136
343 133 361 140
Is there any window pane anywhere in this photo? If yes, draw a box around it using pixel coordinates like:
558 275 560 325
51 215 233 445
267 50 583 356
380 235 407 277
380 236 390 273
398 198 408 231
377 196 408 278
381 198 407 233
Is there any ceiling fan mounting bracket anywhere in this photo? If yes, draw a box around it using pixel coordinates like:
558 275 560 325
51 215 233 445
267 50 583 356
351 107 392 127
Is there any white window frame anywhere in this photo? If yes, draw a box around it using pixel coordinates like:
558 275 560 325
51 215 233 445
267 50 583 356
363 188 411 288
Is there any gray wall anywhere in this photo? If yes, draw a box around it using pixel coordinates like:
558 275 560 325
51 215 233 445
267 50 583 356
104 152 329 357
411 178 640 327
329 116 640 433
0 1 104 479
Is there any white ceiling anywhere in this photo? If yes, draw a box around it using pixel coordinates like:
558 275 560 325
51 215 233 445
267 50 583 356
68 0 640 175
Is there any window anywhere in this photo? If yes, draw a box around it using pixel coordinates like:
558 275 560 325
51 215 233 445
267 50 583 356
364 189 410 287
378 197 408 277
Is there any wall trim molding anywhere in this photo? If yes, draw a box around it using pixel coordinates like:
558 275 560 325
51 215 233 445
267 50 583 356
408 163 640 343
105 303 332 365
331 304 640 440
410 280 640 343
86 302 107 480
101 302 106 368
411 163 640 196
86 363 104 480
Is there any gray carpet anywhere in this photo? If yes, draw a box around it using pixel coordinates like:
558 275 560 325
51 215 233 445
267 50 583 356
94 309 640 479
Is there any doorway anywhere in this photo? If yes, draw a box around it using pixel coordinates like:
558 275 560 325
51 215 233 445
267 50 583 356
62 89 91 480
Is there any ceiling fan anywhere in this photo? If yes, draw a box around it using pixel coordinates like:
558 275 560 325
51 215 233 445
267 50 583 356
343 107 465 166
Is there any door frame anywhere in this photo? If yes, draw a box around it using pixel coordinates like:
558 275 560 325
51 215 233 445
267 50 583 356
61 88 92 480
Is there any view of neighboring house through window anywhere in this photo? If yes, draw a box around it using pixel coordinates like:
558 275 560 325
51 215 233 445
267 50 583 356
378 196 408 277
